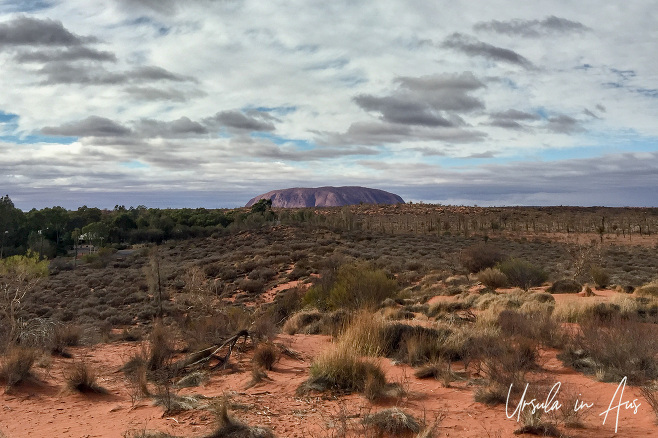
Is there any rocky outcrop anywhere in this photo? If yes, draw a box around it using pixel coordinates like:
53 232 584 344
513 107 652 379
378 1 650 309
245 186 404 208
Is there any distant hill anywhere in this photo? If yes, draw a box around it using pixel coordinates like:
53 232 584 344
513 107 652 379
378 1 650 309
245 186 405 208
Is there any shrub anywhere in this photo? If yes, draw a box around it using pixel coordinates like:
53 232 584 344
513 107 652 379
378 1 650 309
559 317 658 384
548 279 582 294
459 243 505 273
304 262 398 310
52 324 82 354
477 268 508 290
0 346 37 387
590 265 610 288
252 342 277 371
496 258 547 291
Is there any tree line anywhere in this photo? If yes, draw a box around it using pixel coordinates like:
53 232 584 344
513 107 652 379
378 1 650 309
0 195 277 259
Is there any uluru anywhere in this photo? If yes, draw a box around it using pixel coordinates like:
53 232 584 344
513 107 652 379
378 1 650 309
245 186 405 208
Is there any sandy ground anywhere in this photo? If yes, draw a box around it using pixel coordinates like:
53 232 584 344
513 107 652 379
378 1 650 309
2 284 657 437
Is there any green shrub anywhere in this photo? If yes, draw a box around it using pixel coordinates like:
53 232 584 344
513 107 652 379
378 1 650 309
304 262 397 310
590 265 610 288
497 258 547 291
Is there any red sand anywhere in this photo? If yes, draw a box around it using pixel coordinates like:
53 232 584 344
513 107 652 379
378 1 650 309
1 329 657 437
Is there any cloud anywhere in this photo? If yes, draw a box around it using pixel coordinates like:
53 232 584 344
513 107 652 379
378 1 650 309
134 117 208 137
442 33 533 68
0 16 95 47
36 62 194 85
206 110 276 132
474 16 590 37
546 115 584 134
116 0 179 15
41 116 132 137
15 46 117 62
324 72 486 145
487 109 540 130
123 86 194 102
354 95 455 127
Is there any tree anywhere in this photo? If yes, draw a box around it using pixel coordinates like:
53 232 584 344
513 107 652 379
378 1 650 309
82 221 109 249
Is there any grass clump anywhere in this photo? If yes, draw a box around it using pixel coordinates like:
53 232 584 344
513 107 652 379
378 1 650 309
0 346 38 388
302 346 388 400
362 408 421 436
477 267 508 290
252 342 277 371
64 360 107 393
203 398 274 438
635 280 658 297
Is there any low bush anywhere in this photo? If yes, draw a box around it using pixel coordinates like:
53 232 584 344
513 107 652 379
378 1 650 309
548 278 582 294
303 262 397 310
497 259 548 291
559 316 658 384
477 268 508 290
590 265 610 289
460 243 505 273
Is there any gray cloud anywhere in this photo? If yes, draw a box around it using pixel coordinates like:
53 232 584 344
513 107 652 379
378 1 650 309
124 86 192 102
474 16 590 37
487 109 540 130
134 117 208 137
354 95 454 127
0 16 95 47
490 109 540 121
206 110 276 132
15 46 117 62
546 115 584 134
37 62 194 85
231 136 379 161
42 116 132 137
116 0 179 15
443 33 533 68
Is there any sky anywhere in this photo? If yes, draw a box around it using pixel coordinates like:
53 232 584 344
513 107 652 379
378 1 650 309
1 0 657 210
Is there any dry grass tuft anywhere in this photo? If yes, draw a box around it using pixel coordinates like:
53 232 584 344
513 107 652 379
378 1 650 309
204 398 275 438
1 346 38 388
362 408 421 436
252 342 277 371
64 359 107 393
